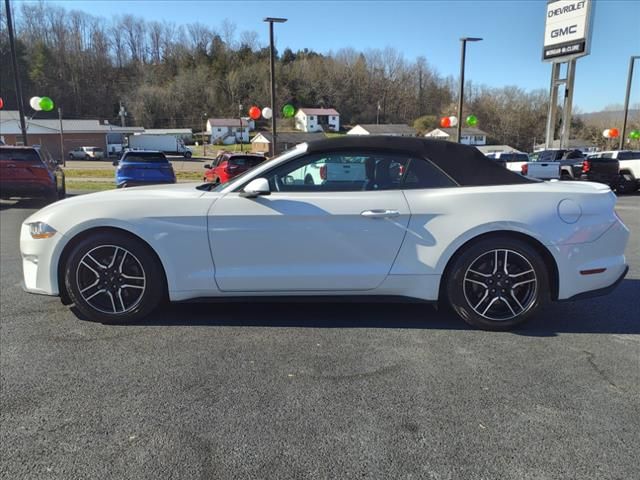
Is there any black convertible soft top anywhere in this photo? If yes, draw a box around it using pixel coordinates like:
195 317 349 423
304 135 535 186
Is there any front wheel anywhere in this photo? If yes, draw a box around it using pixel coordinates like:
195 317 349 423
64 231 166 323
445 237 549 330
184 151 192 159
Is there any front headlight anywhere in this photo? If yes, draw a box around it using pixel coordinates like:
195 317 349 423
28 222 57 239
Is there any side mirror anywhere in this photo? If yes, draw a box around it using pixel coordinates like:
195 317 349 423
239 177 270 198
112 160 119 167
204 164 211 169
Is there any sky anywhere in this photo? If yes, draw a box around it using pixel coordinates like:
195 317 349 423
43 0 640 113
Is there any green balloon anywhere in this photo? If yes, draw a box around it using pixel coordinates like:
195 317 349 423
282 104 295 118
39 96 54 112
466 114 478 126
630 130 640 140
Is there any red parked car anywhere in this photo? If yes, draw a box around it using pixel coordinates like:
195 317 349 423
0 146 66 202
203 152 266 184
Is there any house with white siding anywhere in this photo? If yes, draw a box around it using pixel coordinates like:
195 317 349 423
425 127 488 146
206 118 250 144
347 124 416 136
294 108 340 133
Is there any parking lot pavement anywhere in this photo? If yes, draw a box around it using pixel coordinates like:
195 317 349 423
1 195 639 480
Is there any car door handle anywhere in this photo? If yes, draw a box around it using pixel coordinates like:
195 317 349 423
361 209 400 219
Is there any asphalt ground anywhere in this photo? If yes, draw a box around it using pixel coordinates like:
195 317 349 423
1 192 639 480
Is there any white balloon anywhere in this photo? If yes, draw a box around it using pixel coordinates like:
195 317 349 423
262 107 273 120
30 96 42 111
602 129 611 138
448 116 458 127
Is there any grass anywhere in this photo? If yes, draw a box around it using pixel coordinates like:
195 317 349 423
63 169 202 181
65 180 115 192
189 143 254 157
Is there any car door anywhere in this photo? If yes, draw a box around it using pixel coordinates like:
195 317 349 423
208 150 412 292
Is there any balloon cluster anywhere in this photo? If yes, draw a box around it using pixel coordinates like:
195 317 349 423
602 128 619 139
247 103 296 120
440 116 458 128
629 130 640 140
29 96 55 112
440 114 478 128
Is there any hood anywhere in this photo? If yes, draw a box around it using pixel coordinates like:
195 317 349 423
24 182 213 226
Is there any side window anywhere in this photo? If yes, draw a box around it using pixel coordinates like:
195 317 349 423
263 150 409 192
401 158 457 189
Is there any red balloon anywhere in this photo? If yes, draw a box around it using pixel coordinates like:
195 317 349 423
440 116 451 128
0 97 3 110
609 128 619 138
249 106 261 120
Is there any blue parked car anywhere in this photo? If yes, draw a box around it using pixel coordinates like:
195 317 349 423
114 150 176 188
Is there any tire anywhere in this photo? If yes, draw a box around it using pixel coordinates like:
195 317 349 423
616 174 637 194
560 172 572 181
304 174 315 185
58 177 66 199
184 151 192 159
69 154 74 160
64 231 166 323
445 236 549 330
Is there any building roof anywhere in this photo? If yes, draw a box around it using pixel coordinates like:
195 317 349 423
298 108 340 116
143 128 193 135
475 145 523 154
349 124 417 135
251 132 326 144
425 127 488 137
208 118 246 127
0 110 143 134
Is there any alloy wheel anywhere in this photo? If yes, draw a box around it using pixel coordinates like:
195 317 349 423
463 249 538 321
75 245 146 314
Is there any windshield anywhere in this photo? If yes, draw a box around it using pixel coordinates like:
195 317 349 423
228 155 265 167
122 152 168 163
0 148 40 162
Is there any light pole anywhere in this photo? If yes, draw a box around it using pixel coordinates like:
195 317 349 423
456 37 482 143
5 0 28 145
264 17 287 156
239 104 243 152
620 55 640 150
203 112 208 157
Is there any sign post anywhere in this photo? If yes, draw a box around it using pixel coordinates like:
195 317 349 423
543 0 595 149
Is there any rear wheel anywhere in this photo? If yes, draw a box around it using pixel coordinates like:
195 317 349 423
445 236 549 330
616 173 637 194
64 231 165 323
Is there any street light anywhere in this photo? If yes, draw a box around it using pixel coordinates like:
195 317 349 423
456 37 482 143
264 17 287 156
620 55 640 150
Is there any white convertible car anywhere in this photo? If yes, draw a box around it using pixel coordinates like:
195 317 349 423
20 137 629 330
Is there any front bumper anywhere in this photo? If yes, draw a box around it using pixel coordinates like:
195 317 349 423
1 181 56 198
20 223 64 296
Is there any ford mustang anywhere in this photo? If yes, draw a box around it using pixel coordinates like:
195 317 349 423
20 137 629 330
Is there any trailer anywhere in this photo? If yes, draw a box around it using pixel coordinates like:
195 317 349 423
127 134 193 158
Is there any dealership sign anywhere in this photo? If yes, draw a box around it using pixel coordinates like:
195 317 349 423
543 0 594 62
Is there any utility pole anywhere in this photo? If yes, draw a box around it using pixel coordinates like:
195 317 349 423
58 107 65 166
620 56 640 150
118 101 127 127
264 17 287 156
5 0 28 145
239 104 243 152
456 37 482 143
